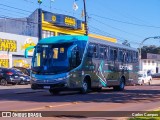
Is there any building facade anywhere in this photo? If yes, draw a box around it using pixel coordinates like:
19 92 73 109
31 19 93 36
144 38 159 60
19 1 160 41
0 9 116 68
141 53 160 73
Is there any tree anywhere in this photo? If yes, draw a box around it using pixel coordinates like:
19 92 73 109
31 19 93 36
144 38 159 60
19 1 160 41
141 45 160 54
122 40 130 47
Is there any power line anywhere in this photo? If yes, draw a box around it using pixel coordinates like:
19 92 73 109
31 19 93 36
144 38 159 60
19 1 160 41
90 14 160 29
0 7 29 16
91 18 144 38
89 25 141 45
0 3 32 13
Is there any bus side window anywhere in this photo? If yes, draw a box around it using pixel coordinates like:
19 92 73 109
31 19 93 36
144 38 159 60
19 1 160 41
136 52 138 62
114 49 117 61
87 43 94 57
110 48 114 60
104 46 109 59
118 50 123 62
99 46 104 59
123 51 126 62
126 51 129 62
110 48 117 61
93 44 98 58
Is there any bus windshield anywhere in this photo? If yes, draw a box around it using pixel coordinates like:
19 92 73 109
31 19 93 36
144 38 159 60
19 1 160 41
32 41 87 74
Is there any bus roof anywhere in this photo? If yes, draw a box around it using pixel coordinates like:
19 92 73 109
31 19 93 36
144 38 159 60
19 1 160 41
38 35 137 51
38 35 88 44
90 37 138 51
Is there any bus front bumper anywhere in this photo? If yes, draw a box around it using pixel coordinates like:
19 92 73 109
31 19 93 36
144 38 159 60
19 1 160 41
31 81 68 90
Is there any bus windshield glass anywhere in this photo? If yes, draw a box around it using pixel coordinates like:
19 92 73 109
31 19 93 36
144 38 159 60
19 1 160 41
32 41 87 74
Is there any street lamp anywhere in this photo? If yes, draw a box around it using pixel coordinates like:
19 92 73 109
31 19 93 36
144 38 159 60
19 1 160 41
139 36 160 71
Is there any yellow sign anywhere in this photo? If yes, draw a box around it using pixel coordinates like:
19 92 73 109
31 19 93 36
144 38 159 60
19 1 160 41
65 17 76 26
21 38 36 53
0 59 9 68
0 39 17 52
52 16 56 22
13 59 30 68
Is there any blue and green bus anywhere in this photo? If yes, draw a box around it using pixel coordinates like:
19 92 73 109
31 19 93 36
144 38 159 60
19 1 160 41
25 35 139 95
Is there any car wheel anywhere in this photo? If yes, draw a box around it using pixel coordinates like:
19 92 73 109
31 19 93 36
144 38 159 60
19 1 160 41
49 89 60 95
19 80 25 85
0 79 7 86
141 80 144 86
148 80 151 85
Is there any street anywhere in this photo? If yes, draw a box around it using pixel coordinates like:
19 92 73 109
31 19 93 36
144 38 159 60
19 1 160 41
0 80 160 120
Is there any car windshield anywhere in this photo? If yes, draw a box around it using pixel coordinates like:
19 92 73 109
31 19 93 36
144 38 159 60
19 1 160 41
138 74 143 77
12 69 24 74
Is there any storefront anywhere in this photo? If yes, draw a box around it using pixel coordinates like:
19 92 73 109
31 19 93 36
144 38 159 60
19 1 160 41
0 32 38 68
41 10 86 39
0 9 116 68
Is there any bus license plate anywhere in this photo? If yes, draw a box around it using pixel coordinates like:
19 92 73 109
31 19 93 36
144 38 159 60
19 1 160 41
44 86 50 89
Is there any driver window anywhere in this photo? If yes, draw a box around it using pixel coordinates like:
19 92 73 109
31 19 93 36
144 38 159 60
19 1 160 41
70 46 81 68
53 48 58 59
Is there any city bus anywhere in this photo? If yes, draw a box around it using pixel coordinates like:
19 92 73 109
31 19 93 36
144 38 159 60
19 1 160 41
25 35 139 95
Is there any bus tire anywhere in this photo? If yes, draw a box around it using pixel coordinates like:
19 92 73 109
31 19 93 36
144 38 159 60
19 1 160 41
113 78 125 91
80 80 89 94
49 89 60 95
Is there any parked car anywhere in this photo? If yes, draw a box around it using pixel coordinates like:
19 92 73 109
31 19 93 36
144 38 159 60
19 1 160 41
0 68 21 86
12 68 30 85
13 67 30 76
136 71 152 85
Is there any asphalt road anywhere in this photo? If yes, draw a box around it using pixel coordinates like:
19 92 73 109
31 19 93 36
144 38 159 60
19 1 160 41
0 80 160 120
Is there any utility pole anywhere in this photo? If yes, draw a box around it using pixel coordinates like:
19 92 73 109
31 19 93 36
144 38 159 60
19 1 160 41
83 0 88 36
37 0 42 40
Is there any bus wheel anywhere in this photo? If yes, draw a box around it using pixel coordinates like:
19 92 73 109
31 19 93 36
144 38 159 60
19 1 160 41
80 80 89 94
49 89 59 95
113 78 125 91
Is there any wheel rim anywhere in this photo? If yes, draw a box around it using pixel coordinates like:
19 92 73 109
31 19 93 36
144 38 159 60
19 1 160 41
83 81 88 92
120 80 124 89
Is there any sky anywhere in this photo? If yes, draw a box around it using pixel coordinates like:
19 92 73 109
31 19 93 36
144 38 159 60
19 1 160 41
0 0 160 48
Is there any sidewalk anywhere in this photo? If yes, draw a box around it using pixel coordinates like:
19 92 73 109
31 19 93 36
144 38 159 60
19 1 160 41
151 79 160 85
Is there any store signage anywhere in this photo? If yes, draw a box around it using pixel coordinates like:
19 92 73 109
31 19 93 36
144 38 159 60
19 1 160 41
52 15 56 22
0 59 9 68
0 54 9 59
0 39 17 52
43 11 82 29
64 17 76 26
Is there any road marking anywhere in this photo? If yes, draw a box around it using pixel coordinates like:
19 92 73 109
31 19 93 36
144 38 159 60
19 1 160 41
11 102 80 111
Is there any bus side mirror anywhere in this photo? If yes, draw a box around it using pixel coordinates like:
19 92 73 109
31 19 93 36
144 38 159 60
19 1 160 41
25 49 28 58
24 46 35 58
